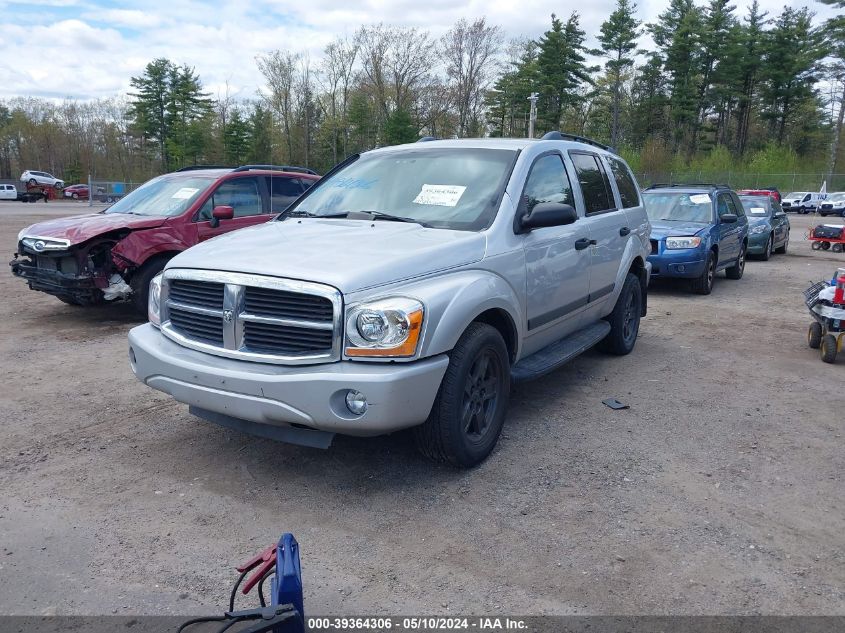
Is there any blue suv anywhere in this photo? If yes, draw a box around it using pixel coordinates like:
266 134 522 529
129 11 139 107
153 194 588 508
643 184 749 295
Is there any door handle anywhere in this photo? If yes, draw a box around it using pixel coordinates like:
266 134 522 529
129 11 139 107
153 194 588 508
575 237 596 250
619 227 630 236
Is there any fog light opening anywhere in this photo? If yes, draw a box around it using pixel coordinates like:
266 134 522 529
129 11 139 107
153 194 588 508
677 265 685 273
129 347 137 364
345 390 368 416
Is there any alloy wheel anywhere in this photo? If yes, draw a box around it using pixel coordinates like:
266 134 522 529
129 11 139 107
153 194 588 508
461 349 502 443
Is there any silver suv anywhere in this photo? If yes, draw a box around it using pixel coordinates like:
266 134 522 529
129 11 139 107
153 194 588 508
128 133 651 466
20 169 64 189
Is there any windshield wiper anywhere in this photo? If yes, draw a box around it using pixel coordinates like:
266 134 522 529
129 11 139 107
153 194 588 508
363 211 432 228
276 209 346 220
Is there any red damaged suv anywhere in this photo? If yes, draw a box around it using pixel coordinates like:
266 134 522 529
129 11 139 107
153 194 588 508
10 165 319 313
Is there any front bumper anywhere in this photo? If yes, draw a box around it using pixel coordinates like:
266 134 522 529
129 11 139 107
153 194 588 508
647 250 706 279
128 323 450 437
10 255 103 303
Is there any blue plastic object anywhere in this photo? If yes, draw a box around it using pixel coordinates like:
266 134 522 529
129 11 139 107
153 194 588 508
272 533 304 621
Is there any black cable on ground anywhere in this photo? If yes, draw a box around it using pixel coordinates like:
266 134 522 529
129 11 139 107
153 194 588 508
229 568 250 612
257 569 275 608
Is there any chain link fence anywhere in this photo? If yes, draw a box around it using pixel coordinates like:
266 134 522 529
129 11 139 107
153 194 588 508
635 172 845 193
85 178 142 206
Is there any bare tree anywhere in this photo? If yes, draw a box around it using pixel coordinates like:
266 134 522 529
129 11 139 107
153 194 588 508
321 36 358 162
441 17 502 137
257 50 298 162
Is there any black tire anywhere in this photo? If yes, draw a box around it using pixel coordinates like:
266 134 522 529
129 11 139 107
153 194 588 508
130 256 169 316
760 235 772 261
774 232 788 254
808 322 822 349
692 252 716 295
71 192 79 200
27 178 36 186
833 243 843 253
58 296 82 306
812 241 822 250
598 272 642 356
726 242 746 279
413 322 510 468
821 241 831 251
54 182 62 190
821 334 837 364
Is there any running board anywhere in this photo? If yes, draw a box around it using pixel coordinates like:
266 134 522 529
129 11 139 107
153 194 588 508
511 321 611 383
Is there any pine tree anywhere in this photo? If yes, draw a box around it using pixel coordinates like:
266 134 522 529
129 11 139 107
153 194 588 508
598 0 641 147
536 13 593 133
223 108 251 165
247 104 273 164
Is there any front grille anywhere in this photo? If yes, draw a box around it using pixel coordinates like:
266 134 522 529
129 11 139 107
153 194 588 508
243 321 333 354
169 306 224 345
822 204 833 210
169 279 224 308
161 270 341 365
244 287 333 322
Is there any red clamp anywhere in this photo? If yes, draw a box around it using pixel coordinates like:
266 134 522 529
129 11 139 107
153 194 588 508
237 544 277 595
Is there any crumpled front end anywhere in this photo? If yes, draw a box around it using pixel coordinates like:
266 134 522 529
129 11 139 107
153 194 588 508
10 235 131 305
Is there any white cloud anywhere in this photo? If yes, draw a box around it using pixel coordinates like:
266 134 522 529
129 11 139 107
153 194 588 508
0 0 839 101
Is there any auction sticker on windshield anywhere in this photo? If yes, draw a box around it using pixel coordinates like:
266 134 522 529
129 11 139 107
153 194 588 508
414 184 466 207
750 207 766 214
690 194 711 204
172 187 199 199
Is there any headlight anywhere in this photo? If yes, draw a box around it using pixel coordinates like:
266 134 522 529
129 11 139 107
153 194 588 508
345 297 424 358
148 273 163 327
665 236 702 249
750 225 767 235
20 236 70 252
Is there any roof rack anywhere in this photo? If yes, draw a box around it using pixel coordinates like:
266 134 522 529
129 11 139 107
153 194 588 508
231 164 319 176
417 136 438 142
540 131 615 153
645 183 731 190
175 165 232 171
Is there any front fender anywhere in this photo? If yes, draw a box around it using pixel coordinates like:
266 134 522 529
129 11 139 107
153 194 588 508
111 228 192 267
396 270 524 361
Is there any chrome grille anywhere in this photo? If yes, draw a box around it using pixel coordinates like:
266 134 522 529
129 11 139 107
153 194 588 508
169 279 224 308
244 287 333 322
160 269 342 365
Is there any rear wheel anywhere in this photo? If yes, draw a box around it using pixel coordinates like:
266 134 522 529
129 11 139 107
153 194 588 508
692 252 716 295
71 192 79 200
726 243 746 279
808 322 822 349
598 273 642 356
413 323 510 468
130 256 170 316
821 334 838 364
833 243 844 253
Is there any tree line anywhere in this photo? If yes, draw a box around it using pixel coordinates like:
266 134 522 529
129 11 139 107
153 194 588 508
1 1 843 186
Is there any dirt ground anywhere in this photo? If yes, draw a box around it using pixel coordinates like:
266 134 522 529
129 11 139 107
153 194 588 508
0 201 842 616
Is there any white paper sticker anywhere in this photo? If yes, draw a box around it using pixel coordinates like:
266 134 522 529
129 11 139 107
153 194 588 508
413 184 466 207
689 194 711 204
749 207 766 214
172 187 199 199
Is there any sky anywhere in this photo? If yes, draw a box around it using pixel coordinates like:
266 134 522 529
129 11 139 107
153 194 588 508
0 0 838 102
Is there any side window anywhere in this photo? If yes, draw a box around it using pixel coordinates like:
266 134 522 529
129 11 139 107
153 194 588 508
299 178 315 191
268 176 304 213
570 152 615 215
803 194 811 202
522 154 575 215
717 194 736 217
607 156 640 208
731 195 746 217
200 177 263 219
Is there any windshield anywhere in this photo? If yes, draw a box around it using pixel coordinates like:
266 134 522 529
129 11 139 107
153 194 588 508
104 175 214 217
739 197 771 217
785 192 808 199
290 147 517 231
643 192 713 223
829 193 845 202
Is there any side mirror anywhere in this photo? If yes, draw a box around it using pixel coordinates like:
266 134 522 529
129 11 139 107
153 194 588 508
720 213 738 224
517 202 578 233
209 205 234 228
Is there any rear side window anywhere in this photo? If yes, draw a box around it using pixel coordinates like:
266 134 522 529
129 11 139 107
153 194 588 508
607 157 640 208
267 176 304 213
570 152 615 215
522 154 575 215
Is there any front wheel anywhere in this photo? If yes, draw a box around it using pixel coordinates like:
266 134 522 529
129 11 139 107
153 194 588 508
71 192 79 200
130 256 170 316
413 323 510 468
821 334 838 364
598 272 642 356
760 236 772 261
726 243 746 279
775 232 789 254
808 322 822 349
692 252 716 295
27 178 36 187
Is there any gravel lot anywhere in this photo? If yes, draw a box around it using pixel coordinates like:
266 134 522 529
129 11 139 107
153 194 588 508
0 201 842 616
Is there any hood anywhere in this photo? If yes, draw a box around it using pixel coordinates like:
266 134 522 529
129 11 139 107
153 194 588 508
168 219 486 293
747 215 771 226
20 212 167 245
649 220 710 238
